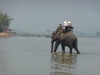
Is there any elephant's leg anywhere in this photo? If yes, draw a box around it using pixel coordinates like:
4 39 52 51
69 48 73 54
68 46 73 54
73 40 80 54
61 45 65 53
54 41 59 52
51 41 54 52
73 47 80 54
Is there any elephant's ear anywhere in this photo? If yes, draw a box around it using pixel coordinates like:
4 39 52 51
55 33 60 39
55 35 57 39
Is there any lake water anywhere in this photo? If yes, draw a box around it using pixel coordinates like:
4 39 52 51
0 37 100 75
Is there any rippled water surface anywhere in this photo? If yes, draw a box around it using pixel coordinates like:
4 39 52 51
0 37 100 75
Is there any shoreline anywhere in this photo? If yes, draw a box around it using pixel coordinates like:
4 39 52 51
0 32 14 37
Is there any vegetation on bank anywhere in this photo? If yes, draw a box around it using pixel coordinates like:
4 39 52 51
0 11 13 32
96 31 100 36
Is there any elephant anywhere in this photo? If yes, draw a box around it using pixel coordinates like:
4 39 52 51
51 29 80 54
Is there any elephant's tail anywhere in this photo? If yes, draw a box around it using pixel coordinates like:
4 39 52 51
74 38 78 48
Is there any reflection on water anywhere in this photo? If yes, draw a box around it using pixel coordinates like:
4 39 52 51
50 53 77 75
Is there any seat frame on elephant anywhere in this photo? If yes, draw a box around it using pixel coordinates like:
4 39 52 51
65 26 73 31
62 26 74 33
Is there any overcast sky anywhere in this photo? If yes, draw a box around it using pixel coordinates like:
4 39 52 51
0 0 100 33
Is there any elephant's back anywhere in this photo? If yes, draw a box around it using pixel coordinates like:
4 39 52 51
68 31 77 39
60 31 77 40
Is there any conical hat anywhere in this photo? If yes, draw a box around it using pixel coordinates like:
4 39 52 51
68 21 71 24
64 21 68 26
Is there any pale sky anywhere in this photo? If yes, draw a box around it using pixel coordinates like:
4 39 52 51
0 0 100 34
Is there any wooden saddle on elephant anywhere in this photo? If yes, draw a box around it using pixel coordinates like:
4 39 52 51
65 26 74 31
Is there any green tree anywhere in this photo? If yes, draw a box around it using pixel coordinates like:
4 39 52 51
0 12 4 32
0 11 13 32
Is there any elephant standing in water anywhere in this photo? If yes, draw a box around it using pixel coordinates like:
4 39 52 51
51 27 80 54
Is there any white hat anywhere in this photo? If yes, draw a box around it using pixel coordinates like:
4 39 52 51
68 21 71 24
64 21 68 26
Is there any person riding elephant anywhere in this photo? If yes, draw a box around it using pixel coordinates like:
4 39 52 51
56 23 62 33
68 21 72 27
51 23 80 54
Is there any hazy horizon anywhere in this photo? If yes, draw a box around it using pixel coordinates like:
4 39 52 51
0 0 100 34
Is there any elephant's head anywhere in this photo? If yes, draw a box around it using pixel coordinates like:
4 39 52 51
51 31 57 42
51 31 61 52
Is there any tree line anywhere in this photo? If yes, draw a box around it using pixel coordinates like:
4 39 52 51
0 11 13 32
96 31 100 36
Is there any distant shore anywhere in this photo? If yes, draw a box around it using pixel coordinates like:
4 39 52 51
77 35 100 38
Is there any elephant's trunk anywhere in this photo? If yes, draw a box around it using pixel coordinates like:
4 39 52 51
51 40 54 52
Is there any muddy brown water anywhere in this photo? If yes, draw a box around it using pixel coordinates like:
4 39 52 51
0 37 100 75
